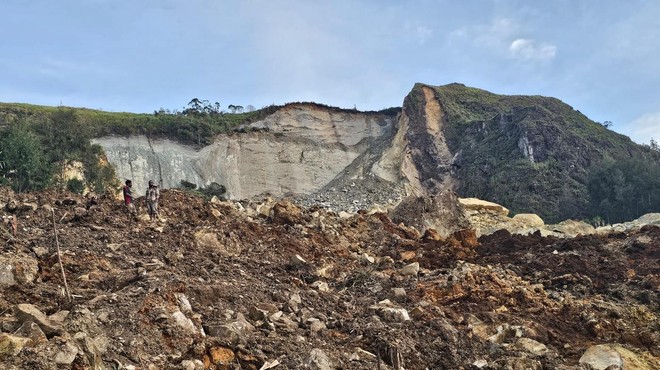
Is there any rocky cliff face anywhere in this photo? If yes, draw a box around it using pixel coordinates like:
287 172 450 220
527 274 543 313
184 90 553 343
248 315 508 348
94 104 395 199
95 84 654 225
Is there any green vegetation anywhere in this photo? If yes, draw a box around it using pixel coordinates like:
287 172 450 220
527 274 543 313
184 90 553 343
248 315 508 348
0 124 53 192
410 83 660 223
587 157 660 224
0 108 117 193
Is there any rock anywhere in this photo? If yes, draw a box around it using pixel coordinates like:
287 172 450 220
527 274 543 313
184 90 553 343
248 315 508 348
459 198 509 216
578 344 655 370
0 261 14 286
271 201 302 225
488 324 523 344
15 304 62 337
551 219 595 237
175 293 193 313
450 229 479 248
31 246 50 258
635 212 660 225
349 348 377 362
209 346 235 366
0 333 30 359
290 254 308 268
248 306 268 322
516 338 549 356
311 281 330 292
370 300 411 322
106 243 122 252
206 314 255 345
361 254 375 264
401 262 419 276
391 191 470 236
307 318 326 333
55 341 79 365
422 228 443 241
579 345 623 370
338 211 352 219
512 213 545 227
472 359 488 368
181 359 204 370
307 348 333 370
14 321 47 346
393 288 406 297
316 264 334 278
0 255 39 286
171 311 199 335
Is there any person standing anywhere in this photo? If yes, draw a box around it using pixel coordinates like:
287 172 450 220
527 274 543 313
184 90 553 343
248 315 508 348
123 180 137 220
145 180 160 221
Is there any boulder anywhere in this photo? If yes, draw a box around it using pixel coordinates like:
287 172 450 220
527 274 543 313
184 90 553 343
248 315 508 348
579 344 657 370
579 344 624 370
551 219 595 237
512 213 544 227
459 198 509 216
15 304 62 337
270 201 302 225
391 190 471 237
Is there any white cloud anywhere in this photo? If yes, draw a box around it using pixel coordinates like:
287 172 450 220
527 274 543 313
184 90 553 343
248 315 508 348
449 18 518 49
509 38 557 60
629 112 660 145
416 25 433 45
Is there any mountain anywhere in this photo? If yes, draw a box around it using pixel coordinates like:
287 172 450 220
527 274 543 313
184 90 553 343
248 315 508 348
396 83 660 222
2 84 659 225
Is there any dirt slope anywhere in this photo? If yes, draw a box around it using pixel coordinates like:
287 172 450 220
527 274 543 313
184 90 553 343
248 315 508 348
0 188 658 369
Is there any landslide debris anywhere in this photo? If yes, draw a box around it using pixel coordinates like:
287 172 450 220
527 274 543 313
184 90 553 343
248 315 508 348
0 187 658 369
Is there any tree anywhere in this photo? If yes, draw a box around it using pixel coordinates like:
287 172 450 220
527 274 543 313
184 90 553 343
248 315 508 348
0 125 52 192
601 121 613 128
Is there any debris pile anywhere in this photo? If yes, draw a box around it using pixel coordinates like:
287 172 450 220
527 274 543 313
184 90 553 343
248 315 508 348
0 187 658 369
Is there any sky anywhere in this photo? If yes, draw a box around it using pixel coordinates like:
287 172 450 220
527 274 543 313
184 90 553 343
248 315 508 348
0 0 658 144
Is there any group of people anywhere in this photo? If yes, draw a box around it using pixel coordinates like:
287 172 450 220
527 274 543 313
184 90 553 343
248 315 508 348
122 179 160 221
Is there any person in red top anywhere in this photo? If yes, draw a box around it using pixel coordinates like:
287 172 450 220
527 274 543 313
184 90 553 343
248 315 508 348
122 180 137 220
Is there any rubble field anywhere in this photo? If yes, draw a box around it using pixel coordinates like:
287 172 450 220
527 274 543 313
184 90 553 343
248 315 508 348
0 188 658 369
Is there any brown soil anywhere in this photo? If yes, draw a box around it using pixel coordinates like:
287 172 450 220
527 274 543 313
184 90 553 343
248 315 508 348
0 188 658 369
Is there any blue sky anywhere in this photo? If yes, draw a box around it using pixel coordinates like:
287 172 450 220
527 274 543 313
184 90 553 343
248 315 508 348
1 0 658 144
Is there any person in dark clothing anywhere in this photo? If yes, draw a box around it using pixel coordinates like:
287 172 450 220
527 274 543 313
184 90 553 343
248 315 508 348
145 180 160 221
122 180 137 220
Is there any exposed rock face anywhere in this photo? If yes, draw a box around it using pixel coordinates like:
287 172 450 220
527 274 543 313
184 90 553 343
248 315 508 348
94 84 655 225
94 105 395 200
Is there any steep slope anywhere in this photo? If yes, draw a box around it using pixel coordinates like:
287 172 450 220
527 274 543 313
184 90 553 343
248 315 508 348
398 83 659 223
93 104 396 199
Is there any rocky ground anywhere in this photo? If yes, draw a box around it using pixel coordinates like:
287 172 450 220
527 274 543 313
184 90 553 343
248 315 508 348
0 187 658 369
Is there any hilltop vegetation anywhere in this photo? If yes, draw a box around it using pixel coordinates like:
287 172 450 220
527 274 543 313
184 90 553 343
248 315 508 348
412 83 660 224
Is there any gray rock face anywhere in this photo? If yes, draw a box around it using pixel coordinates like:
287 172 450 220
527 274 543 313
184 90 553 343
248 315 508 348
94 107 395 200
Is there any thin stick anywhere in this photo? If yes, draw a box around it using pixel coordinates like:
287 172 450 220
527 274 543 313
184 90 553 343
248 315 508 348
51 209 72 303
